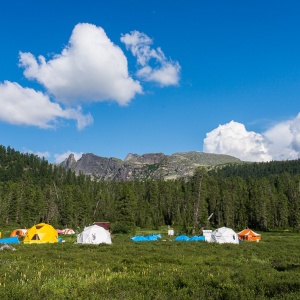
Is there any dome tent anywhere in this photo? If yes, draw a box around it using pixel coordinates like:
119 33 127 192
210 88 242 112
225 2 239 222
24 223 58 244
174 235 190 241
77 225 112 245
10 229 27 238
211 227 239 244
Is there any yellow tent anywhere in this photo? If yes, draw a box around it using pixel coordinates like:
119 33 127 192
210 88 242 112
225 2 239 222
24 223 58 244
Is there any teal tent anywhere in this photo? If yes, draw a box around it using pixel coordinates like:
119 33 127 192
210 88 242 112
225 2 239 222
174 235 190 241
0 236 20 244
131 236 148 242
188 236 205 242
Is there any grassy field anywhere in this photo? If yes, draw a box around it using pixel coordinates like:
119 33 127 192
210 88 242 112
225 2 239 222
0 229 299 300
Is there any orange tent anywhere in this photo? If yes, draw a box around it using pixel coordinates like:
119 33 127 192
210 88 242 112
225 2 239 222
238 229 261 242
10 229 27 238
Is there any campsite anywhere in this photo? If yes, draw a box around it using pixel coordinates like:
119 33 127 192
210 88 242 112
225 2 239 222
1 149 300 298
0 227 299 300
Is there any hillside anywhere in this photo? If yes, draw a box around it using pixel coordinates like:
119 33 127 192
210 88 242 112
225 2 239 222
60 151 242 181
0 144 299 232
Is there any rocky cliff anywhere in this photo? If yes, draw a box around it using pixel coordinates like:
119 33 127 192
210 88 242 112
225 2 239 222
60 151 242 181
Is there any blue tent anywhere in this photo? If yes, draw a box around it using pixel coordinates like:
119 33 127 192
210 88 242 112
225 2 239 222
0 236 20 244
145 235 157 241
131 236 148 242
145 234 161 241
174 235 190 241
131 234 162 242
188 235 205 242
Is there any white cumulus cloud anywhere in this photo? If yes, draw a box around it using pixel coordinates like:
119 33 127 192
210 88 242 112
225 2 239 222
19 23 142 106
1 23 180 131
0 81 93 129
203 121 272 162
264 113 300 160
121 30 181 86
203 116 300 162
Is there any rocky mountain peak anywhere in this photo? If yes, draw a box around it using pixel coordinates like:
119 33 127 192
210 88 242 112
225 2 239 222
60 151 242 181
61 153 77 169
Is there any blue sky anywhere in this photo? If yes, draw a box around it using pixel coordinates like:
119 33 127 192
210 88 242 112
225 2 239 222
1 1 300 163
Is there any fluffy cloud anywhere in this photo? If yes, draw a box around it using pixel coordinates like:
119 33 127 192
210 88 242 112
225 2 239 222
2 23 180 131
264 114 300 160
121 30 181 86
203 117 300 162
23 149 51 159
19 23 142 106
54 151 83 164
203 121 272 162
0 81 93 129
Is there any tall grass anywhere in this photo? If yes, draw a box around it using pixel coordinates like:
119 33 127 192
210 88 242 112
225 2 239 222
0 232 299 299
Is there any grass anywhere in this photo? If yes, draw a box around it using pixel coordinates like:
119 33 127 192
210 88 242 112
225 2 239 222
0 230 299 299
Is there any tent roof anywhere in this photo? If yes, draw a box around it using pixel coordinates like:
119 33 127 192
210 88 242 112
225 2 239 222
131 234 161 242
174 235 190 241
131 236 148 242
188 236 205 242
238 229 261 236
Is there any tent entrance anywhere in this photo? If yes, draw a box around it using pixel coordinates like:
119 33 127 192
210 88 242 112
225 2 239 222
31 234 40 240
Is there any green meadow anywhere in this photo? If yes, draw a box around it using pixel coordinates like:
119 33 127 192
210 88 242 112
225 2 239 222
0 230 299 300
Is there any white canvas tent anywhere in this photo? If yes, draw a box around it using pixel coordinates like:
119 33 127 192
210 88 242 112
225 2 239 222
211 227 239 244
77 225 112 245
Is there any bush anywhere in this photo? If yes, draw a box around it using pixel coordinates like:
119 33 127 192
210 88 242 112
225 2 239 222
111 222 135 234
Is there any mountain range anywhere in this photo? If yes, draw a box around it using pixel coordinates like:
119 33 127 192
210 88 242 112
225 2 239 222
60 151 242 181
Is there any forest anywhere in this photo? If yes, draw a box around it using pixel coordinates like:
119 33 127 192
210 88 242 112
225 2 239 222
0 145 299 233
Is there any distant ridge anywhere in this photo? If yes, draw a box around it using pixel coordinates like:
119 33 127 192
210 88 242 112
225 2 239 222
60 151 242 181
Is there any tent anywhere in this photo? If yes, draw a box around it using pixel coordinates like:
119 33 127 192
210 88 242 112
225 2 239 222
188 236 205 242
211 227 239 244
77 225 112 245
174 235 190 241
145 234 161 241
0 236 20 244
62 228 75 235
24 223 58 244
131 236 148 242
10 229 27 238
238 229 261 242
131 234 162 242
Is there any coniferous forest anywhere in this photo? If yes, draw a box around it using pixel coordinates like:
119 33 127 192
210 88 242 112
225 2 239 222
0 145 299 233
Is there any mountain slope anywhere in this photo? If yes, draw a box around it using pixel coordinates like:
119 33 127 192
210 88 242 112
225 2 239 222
60 151 242 181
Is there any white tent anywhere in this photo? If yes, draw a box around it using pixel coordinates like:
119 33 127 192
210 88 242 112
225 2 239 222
77 225 112 245
211 227 239 244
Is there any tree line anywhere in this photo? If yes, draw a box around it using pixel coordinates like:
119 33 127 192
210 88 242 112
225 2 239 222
0 145 299 233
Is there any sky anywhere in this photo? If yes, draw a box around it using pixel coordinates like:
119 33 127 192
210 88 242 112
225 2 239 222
1 1 300 163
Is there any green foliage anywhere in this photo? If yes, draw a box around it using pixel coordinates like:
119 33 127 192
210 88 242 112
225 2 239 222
111 222 134 234
0 145 300 234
